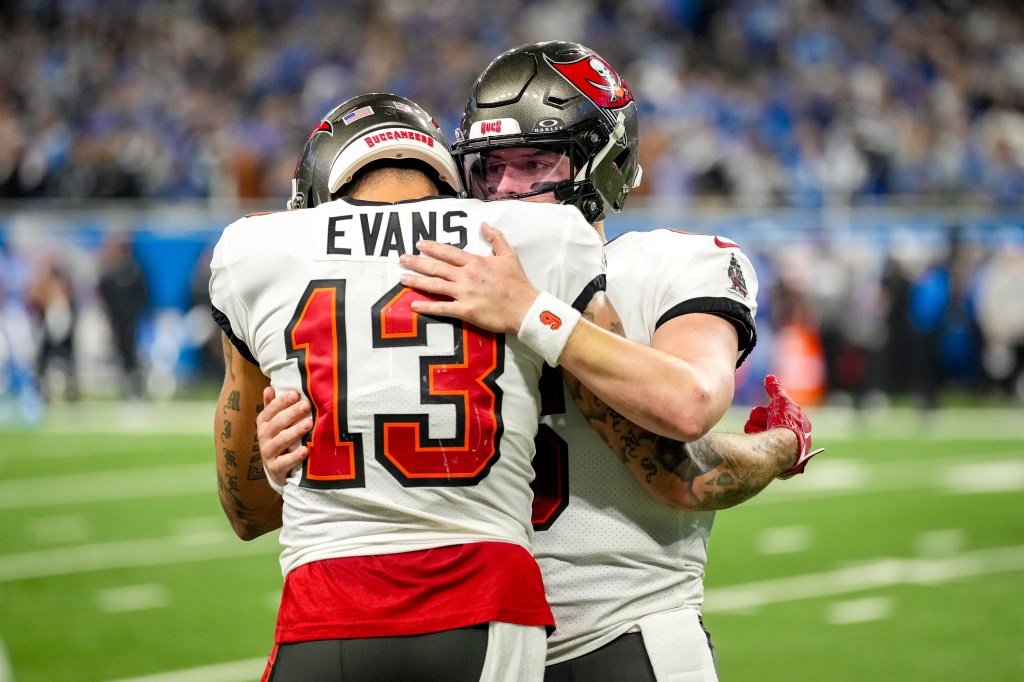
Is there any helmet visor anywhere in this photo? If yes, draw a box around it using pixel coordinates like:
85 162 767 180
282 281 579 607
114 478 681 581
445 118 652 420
461 147 572 201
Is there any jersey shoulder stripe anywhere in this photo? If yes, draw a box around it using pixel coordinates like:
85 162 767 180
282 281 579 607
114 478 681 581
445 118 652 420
211 305 258 365
573 274 606 311
656 297 757 367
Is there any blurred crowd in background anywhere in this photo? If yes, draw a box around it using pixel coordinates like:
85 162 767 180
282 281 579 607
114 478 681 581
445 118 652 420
2 0 1024 424
3 0 1024 207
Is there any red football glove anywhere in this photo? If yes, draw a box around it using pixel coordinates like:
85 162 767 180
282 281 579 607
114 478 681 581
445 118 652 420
744 374 824 479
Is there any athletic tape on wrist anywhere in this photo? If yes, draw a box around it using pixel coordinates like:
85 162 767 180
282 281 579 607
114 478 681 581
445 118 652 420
517 292 582 367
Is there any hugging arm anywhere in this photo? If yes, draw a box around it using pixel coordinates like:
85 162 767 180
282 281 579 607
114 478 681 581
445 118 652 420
398 231 822 510
567 366 821 510
400 225 735 442
215 333 282 540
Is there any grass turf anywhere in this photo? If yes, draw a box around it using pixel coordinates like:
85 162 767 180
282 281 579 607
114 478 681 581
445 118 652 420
1 402 1022 681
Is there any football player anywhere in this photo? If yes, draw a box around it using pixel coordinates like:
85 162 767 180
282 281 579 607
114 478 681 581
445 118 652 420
211 92 603 682
213 90 811 681
396 42 822 681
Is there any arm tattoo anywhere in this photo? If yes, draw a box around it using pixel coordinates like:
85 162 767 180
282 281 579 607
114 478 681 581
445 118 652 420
216 362 280 537
248 403 267 481
651 436 760 509
566 373 780 510
247 454 266 481
223 390 241 414
584 302 626 337
571 299 782 509
217 472 276 538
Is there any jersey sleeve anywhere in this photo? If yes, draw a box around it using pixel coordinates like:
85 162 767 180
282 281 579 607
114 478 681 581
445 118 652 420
494 202 607 312
208 223 259 366
625 230 759 367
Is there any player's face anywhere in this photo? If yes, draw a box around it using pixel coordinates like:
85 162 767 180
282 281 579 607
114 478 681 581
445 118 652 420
463 147 571 203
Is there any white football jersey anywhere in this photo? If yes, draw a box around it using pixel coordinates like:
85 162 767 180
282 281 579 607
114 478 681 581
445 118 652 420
209 197 605 577
532 228 759 664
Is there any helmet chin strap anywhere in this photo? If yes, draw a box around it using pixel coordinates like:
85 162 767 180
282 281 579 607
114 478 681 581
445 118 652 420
552 180 577 203
485 181 571 202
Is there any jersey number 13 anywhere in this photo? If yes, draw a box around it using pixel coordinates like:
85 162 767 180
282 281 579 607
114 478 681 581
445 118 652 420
286 280 505 490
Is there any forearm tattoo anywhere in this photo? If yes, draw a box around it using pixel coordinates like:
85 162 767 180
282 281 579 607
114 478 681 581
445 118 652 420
582 306 626 337
217 465 275 538
223 389 241 413
650 435 756 510
217 345 275 535
571 299 782 509
565 373 781 510
217 411 277 537
248 404 267 481
219 418 232 442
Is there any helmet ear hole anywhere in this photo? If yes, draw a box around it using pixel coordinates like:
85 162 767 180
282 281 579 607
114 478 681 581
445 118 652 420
611 147 631 172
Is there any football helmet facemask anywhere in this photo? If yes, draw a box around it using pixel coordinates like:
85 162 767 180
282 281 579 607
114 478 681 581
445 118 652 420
288 93 463 210
455 41 642 223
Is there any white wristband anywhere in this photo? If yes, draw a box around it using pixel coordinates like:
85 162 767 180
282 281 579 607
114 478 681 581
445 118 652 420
517 292 582 366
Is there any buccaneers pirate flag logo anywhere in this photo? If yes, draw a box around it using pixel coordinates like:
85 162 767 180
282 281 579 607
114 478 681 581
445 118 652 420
727 254 749 298
548 55 633 109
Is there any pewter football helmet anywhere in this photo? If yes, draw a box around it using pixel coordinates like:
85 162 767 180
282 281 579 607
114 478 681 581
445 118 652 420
289 93 462 209
456 41 642 223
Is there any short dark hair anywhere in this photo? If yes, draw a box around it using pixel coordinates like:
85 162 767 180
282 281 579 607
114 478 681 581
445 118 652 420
335 158 444 198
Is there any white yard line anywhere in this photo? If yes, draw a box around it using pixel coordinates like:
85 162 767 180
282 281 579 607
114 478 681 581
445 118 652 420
750 454 1024 505
11 401 212 438
0 532 278 583
826 596 893 624
704 543 1024 612
0 636 12 682
0 464 211 509
711 405 1024 441
2 454 1021 513
11 403 1024 440
95 584 172 613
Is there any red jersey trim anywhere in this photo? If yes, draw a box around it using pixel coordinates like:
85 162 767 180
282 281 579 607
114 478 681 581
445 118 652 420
274 542 553 642
260 644 278 682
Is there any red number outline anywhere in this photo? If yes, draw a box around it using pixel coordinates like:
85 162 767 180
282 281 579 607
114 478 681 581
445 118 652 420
372 284 505 486
286 281 506 490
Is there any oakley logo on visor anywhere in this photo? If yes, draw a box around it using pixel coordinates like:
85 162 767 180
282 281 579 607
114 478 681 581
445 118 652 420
533 118 565 133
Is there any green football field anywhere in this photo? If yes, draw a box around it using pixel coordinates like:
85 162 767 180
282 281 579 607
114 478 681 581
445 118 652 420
1 401 1022 681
